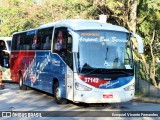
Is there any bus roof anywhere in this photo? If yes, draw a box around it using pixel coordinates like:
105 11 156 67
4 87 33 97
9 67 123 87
40 19 129 33
0 37 12 41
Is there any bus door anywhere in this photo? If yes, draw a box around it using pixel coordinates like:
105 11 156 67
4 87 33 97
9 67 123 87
53 27 74 100
66 34 74 101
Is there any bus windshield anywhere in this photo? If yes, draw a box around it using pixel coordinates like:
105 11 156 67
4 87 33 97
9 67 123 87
77 30 133 74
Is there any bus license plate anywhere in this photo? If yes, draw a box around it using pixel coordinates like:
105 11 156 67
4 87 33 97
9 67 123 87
103 94 113 98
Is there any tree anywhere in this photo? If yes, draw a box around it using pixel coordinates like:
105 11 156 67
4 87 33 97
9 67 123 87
136 0 160 87
0 0 45 36
82 0 160 87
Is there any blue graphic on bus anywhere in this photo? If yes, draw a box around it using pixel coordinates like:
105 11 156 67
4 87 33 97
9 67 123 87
99 76 133 89
24 51 66 97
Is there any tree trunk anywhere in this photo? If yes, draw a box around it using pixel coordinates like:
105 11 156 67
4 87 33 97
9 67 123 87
149 30 158 87
127 0 137 33
127 0 158 87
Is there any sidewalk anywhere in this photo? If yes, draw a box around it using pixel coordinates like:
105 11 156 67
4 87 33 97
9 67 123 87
133 96 160 104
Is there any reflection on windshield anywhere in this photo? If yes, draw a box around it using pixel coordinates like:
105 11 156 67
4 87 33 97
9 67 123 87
77 30 133 73
104 46 125 69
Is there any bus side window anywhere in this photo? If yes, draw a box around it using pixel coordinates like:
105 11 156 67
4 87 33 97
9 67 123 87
43 36 51 50
38 27 53 50
16 35 21 50
11 35 17 50
31 34 38 50
15 34 25 50
53 29 67 59
53 31 66 51
53 29 73 70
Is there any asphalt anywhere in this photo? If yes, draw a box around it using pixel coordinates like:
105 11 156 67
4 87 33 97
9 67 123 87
1 81 160 104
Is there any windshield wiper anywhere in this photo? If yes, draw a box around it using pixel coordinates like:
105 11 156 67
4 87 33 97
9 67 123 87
80 68 133 76
118 70 133 76
104 70 134 76
81 68 100 75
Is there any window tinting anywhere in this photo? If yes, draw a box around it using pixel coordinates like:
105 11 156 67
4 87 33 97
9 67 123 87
11 27 53 50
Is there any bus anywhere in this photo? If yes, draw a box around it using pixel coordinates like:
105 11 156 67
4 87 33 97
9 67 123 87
0 37 12 81
10 19 143 104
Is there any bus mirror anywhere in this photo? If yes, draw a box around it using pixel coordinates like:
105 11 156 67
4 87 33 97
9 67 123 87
131 33 144 54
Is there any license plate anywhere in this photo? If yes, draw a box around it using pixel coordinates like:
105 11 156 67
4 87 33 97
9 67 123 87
103 94 113 98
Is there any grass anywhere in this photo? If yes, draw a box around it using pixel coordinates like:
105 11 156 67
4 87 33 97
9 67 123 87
135 90 147 97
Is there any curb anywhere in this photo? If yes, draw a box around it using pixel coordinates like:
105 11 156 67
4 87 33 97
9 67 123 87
132 98 160 104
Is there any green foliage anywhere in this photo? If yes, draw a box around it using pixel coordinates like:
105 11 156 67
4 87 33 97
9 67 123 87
147 0 160 10
135 90 147 97
0 0 46 36
137 0 160 61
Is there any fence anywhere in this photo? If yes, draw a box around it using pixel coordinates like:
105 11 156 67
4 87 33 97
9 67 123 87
135 61 160 97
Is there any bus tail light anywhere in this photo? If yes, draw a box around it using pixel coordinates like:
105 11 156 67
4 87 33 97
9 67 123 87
75 82 92 91
124 83 135 91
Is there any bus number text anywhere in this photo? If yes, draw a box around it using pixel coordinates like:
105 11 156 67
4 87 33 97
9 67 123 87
84 77 99 83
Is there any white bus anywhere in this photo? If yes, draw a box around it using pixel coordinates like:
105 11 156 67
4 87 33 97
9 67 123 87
0 37 12 80
10 19 143 104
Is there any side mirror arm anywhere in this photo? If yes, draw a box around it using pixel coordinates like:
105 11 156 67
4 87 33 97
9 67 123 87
131 33 144 54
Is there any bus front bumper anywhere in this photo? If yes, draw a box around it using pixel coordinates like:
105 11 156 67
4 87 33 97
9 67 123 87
73 89 135 103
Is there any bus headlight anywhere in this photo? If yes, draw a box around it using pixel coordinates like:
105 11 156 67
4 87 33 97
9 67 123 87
75 82 92 91
124 83 135 91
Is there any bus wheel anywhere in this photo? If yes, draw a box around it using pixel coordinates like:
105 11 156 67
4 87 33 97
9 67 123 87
54 82 67 104
19 74 27 90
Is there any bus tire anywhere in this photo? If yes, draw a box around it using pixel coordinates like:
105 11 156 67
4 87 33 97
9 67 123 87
19 73 27 90
54 82 67 104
